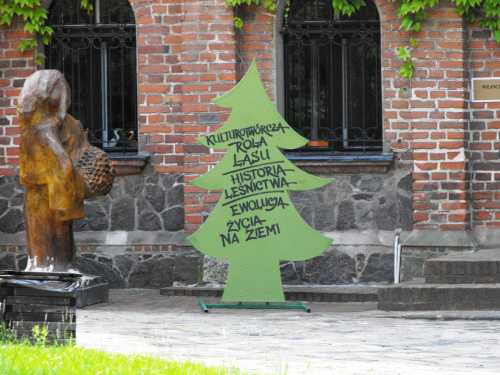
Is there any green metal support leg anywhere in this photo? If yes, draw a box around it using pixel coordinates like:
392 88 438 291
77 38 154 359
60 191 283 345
199 299 310 313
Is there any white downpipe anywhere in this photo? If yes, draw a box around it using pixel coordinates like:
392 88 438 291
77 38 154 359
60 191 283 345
394 229 402 284
397 242 402 282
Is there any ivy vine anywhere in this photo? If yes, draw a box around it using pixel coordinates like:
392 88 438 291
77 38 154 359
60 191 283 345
392 0 500 79
226 0 277 28
2 0 500 74
0 0 92 65
226 0 500 80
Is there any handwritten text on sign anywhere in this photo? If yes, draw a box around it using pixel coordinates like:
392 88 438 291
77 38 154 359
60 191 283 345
217 122 294 248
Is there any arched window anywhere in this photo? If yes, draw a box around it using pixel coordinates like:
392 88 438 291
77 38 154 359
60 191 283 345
47 0 137 153
283 0 381 153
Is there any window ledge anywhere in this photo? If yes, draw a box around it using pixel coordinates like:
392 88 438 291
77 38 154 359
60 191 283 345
110 154 150 176
286 152 394 174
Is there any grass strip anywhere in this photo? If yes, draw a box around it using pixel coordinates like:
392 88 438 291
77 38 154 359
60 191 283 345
0 343 252 375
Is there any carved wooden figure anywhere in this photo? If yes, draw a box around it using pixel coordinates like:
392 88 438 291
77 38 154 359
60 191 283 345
18 70 114 272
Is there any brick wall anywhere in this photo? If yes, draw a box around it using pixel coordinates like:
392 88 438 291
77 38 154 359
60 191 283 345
469 24 500 230
2 0 500 237
175 0 237 232
380 1 471 232
235 4 275 93
132 0 236 235
0 0 237 233
0 19 35 177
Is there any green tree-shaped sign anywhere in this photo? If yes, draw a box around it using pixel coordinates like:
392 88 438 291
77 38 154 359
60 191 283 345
189 61 333 302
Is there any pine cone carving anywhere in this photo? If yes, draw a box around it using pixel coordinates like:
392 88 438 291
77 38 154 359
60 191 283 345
76 145 115 199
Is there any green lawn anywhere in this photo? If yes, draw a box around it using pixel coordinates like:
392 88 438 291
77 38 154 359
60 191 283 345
0 343 253 375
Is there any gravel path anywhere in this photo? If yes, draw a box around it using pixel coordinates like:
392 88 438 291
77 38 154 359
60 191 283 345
77 289 500 375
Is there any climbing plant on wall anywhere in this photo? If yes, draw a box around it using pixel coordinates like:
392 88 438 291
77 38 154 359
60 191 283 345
0 0 92 64
391 0 500 78
3 0 500 73
227 0 500 79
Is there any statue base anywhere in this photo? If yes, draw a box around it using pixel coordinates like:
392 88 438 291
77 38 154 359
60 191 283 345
0 271 108 343
0 271 108 308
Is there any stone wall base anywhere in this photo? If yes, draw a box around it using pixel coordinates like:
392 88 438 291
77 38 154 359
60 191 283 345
1 229 408 287
1 245 399 288
400 230 479 282
203 246 396 286
0 247 203 289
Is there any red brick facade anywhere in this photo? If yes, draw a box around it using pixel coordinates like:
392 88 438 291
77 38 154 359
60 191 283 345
1 0 500 241
0 18 34 176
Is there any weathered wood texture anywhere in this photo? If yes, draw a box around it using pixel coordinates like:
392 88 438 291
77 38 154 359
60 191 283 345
18 70 114 272
0 273 78 343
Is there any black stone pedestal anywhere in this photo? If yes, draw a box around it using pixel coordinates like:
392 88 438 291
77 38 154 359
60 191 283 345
75 280 109 308
0 271 108 343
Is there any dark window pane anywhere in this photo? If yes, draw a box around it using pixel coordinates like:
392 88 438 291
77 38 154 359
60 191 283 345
107 44 138 146
288 0 334 22
49 0 93 25
344 38 381 150
286 41 313 139
47 0 137 153
99 0 135 24
284 0 382 152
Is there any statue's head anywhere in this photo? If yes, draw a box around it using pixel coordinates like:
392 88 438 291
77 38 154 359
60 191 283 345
18 70 71 127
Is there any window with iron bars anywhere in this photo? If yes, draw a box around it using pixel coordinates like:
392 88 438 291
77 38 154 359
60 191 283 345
283 0 382 154
46 0 138 154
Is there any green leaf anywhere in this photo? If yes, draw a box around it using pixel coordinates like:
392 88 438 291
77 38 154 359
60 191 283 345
410 0 425 12
234 16 243 28
399 65 413 80
494 29 500 43
32 5 47 22
398 2 411 16
42 25 53 35
0 12 12 25
351 0 366 10
464 11 475 22
415 10 426 20
35 52 45 65
19 39 31 52
399 62 415 80
400 15 413 31
264 0 276 10
331 0 343 13
41 33 51 44
397 46 410 60
24 22 35 33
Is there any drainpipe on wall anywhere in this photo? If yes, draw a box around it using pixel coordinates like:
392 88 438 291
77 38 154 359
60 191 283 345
394 228 402 284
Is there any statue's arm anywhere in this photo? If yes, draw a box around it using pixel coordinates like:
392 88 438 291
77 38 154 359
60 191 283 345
42 126 86 220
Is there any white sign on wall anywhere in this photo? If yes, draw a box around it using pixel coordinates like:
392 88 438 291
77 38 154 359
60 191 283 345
472 78 500 102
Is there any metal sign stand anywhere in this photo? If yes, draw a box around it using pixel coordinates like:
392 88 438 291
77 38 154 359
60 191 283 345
199 300 310 313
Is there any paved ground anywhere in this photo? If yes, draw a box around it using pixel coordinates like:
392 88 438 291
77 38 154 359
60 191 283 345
77 289 500 375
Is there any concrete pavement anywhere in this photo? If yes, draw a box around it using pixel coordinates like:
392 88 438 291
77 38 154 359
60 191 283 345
77 289 500 375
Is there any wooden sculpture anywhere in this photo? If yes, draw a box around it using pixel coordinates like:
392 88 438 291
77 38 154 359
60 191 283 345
18 70 114 272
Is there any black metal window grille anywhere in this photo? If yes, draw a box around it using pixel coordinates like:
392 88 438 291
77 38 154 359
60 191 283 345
283 0 382 153
47 0 138 153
